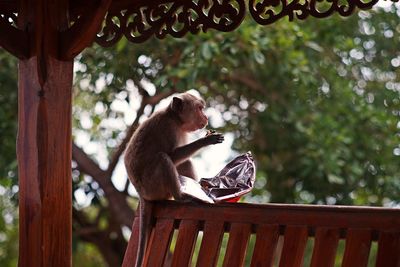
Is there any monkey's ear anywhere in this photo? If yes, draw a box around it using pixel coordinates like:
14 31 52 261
171 97 183 112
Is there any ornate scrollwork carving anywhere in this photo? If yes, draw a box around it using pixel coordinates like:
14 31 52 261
0 0 392 50
94 0 385 46
95 0 246 46
248 0 379 25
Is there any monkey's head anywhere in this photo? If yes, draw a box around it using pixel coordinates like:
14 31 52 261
170 93 208 132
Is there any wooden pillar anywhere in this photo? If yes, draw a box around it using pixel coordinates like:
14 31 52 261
17 0 73 266
13 0 112 264
17 57 73 267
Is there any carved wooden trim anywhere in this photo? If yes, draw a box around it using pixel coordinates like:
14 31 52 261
95 0 246 47
0 0 395 53
249 0 380 25
59 0 112 59
94 0 388 47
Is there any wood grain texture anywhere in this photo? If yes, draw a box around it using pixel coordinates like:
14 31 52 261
250 224 280 267
375 231 400 267
60 0 112 59
171 220 199 267
18 57 73 267
152 201 400 232
342 228 372 267
122 218 140 267
0 19 28 59
278 226 308 267
196 221 225 267
145 218 175 267
222 223 252 267
122 201 400 267
310 227 339 267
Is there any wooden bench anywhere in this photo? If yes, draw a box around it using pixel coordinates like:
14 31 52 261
122 201 400 267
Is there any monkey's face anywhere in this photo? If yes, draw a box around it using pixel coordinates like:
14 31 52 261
182 100 208 132
173 94 208 132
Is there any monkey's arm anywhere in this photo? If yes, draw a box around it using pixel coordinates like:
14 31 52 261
169 133 224 165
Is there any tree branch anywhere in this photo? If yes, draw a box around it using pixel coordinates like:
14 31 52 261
72 143 134 227
146 89 177 105
132 76 150 98
228 73 265 93
73 206 126 267
73 208 100 237
106 105 143 174
72 143 106 178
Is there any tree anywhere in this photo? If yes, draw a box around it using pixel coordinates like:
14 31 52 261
0 53 18 184
0 49 18 267
236 8 400 205
0 4 399 266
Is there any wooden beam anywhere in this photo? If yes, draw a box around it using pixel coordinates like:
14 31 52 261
0 0 18 12
60 0 112 60
17 56 73 267
0 19 28 59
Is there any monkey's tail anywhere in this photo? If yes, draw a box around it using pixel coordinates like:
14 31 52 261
135 199 152 267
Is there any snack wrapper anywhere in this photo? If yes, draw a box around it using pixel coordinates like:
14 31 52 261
180 152 256 203
200 152 256 202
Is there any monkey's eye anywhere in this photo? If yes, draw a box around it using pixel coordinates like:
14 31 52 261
198 106 205 111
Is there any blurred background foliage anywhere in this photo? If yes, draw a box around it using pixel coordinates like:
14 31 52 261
0 3 399 266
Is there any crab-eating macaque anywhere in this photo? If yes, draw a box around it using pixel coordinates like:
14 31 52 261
124 92 224 267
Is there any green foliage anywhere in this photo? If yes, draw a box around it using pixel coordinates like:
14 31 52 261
76 6 399 206
0 191 18 267
0 52 19 266
72 8 400 223
73 242 107 267
1 3 400 266
0 53 18 184
240 8 400 205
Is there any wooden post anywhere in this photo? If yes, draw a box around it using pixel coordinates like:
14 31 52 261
17 57 73 267
14 0 112 264
17 0 73 266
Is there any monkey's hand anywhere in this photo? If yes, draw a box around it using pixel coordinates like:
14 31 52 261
206 129 216 136
201 133 224 146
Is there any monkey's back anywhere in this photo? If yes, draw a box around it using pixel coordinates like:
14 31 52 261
124 109 182 184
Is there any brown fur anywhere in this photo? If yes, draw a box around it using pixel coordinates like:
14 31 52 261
124 92 224 267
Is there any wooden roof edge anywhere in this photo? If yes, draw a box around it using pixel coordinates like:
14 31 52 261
0 0 17 13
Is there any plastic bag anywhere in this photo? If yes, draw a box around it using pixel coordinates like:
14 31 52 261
200 152 256 202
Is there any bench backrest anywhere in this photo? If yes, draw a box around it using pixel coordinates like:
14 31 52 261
122 201 400 267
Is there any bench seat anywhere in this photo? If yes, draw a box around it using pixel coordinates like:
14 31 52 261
122 201 400 267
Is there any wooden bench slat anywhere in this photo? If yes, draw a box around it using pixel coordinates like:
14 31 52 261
196 221 225 267
122 218 140 267
154 201 400 231
250 224 280 267
145 218 175 267
222 223 252 267
342 228 372 267
122 202 400 267
171 220 199 267
375 231 400 267
310 227 340 267
279 225 308 267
